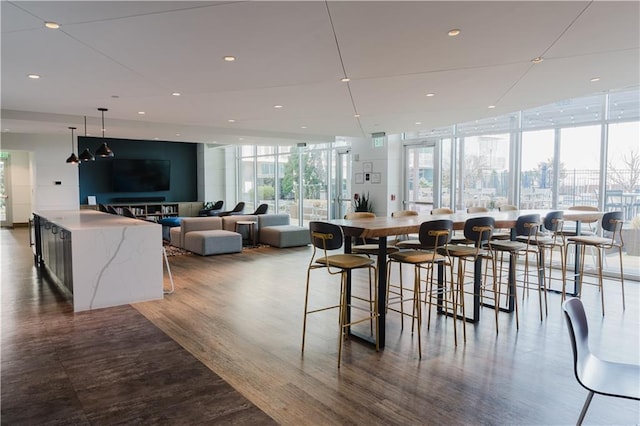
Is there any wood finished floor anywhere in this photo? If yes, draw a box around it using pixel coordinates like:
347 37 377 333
3 227 639 425
1 228 274 425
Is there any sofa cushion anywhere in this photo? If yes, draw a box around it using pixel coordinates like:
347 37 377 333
184 230 242 256
172 217 224 248
258 213 290 228
259 225 310 248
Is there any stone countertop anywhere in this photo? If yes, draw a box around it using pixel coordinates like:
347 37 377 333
34 210 159 231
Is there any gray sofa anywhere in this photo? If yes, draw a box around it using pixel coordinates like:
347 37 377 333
258 214 310 248
171 217 242 256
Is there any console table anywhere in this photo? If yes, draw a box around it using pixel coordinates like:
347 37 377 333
33 210 163 312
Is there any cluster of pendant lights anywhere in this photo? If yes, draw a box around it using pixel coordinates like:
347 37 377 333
66 108 114 164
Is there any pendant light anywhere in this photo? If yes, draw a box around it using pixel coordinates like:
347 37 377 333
78 116 95 162
95 107 114 158
65 126 79 164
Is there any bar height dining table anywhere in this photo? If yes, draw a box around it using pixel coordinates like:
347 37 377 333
330 208 603 348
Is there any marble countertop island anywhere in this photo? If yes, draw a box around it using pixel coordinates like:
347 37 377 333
34 210 164 311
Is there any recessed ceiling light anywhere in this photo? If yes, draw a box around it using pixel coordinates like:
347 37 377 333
590 77 601 82
354 114 360 118
239 137 244 141
531 57 544 64
300 126 307 129
27 74 40 79
415 122 422 125
138 111 145 115
228 119 236 123
273 105 283 109
44 21 60 29
488 105 496 109
111 95 120 98
426 93 435 97
223 56 236 62
340 77 351 82
153 137 159 140
172 92 181 96
448 29 461 37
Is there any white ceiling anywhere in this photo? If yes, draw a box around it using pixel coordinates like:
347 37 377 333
2 1 639 145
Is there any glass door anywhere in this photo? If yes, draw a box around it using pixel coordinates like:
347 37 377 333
0 155 12 227
404 144 436 213
333 150 351 219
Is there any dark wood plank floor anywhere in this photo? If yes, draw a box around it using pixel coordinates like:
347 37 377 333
1 228 274 425
3 227 639 425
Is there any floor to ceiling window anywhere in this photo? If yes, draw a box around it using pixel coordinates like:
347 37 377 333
521 129 555 209
457 134 510 210
558 125 602 209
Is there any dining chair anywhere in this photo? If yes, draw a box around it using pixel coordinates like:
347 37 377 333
386 219 459 356
302 222 379 367
446 216 499 333
562 298 639 425
251 203 268 215
218 202 245 217
122 206 137 218
565 211 625 315
491 214 547 324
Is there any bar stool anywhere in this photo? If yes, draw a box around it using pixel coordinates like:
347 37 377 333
386 220 457 356
491 214 546 324
564 211 625 315
344 212 399 325
302 222 379 367
446 217 499 333
528 211 567 301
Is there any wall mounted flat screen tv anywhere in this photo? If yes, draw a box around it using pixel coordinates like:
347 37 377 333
112 159 170 192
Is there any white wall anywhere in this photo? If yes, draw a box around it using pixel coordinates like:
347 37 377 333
1 133 79 218
201 144 229 204
350 134 403 217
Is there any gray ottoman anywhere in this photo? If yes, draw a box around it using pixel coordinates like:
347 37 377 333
184 230 242 255
259 225 310 248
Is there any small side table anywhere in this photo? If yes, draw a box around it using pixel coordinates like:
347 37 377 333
235 220 257 247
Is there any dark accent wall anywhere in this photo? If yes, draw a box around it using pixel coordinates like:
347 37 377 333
78 137 198 204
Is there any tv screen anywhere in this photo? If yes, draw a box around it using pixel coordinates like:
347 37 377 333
112 159 170 192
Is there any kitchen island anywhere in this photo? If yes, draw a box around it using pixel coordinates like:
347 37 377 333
33 210 163 311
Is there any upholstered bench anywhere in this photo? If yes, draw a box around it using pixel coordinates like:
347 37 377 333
258 214 310 248
184 230 242 256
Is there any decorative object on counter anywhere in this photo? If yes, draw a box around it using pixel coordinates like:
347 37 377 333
65 126 79 164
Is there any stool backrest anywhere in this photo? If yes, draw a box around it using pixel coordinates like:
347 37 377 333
515 213 541 238
602 211 624 233
463 216 495 247
345 212 375 219
543 211 564 233
419 219 453 249
391 210 418 218
431 208 453 215
309 221 343 251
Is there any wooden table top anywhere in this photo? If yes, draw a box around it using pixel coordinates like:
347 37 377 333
329 209 604 239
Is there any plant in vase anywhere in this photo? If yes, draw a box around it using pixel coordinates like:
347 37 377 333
353 192 374 212
621 216 640 256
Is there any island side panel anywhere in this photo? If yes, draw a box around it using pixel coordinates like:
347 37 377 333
71 223 163 311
